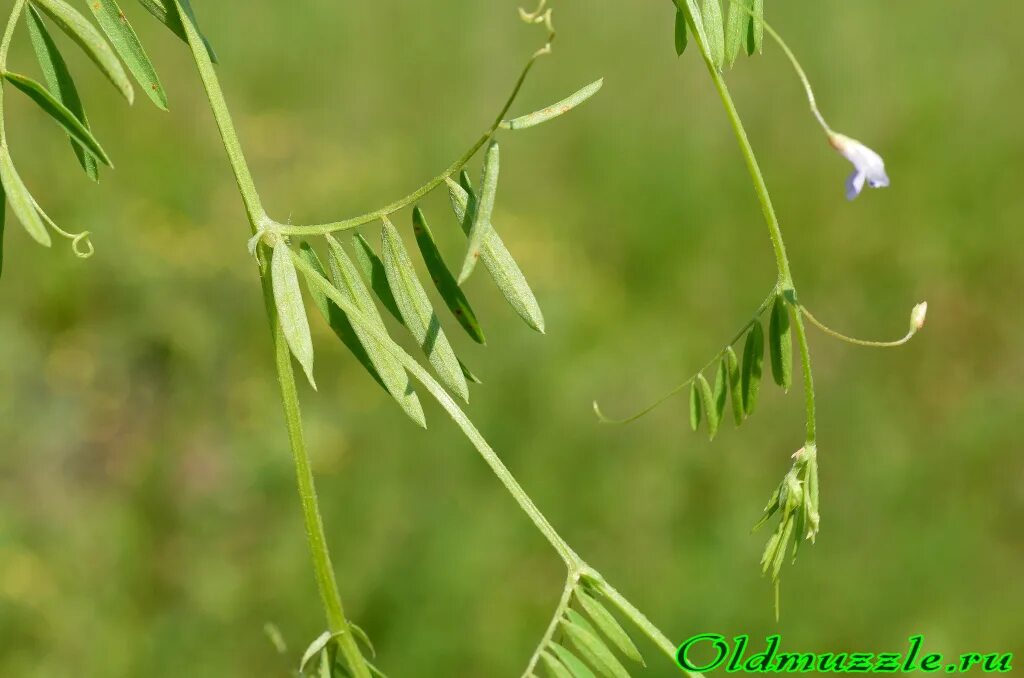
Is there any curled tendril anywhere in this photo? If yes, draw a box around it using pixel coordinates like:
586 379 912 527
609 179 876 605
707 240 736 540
30 195 95 259
519 0 555 56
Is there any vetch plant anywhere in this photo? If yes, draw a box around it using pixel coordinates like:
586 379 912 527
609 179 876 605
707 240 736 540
0 0 725 675
595 0 927 617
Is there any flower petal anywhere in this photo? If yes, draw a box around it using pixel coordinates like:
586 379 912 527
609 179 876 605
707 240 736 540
846 170 866 201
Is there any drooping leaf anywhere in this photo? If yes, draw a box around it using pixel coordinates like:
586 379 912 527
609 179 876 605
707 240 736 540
3 72 112 166
412 206 485 344
352 232 403 321
701 0 725 70
381 218 469 402
575 589 644 665
697 373 718 441
325 239 426 427
136 0 217 62
769 295 792 392
355 231 480 392
458 358 482 384
712 357 728 426
32 0 134 103
298 241 426 428
688 380 701 432
746 0 764 55
349 624 376 659
725 346 744 426
724 0 751 68
561 616 631 678
540 650 575 678
298 630 339 674
549 642 597 678
0 149 50 246
673 7 688 56
500 79 604 130
87 0 168 109
741 320 764 415
458 140 499 284
447 173 545 333
271 241 316 389
25 4 98 180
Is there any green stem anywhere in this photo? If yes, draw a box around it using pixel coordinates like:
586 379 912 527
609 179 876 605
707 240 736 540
677 0 816 447
172 3 368 675
292 251 580 567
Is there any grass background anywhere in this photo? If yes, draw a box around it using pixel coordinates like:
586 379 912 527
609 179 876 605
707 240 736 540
0 1 1021 675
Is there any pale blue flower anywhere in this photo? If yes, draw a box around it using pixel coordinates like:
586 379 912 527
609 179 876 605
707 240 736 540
829 133 889 200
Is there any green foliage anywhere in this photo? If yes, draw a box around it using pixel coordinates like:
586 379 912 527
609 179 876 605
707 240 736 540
412 206 486 345
700 0 724 70
447 172 545 333
0 147 48 245
2 71 111 165
381 217 470 402
25 3 98 179
272 239 316 389
32 0 134 102
87 0 168 109
458 140 499 285
741 320 764 415
768 294 792 392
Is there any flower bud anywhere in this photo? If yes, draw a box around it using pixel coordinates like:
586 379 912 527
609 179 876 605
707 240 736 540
910 302 928 331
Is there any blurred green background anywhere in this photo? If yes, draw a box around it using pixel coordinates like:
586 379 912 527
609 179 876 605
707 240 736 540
1 1 1021 675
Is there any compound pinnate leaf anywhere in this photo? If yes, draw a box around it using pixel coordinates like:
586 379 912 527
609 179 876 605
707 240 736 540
500 78 604 131
561 614 631 678
271 241 316 389
674 7 688 56
746 0 764 55
412 206 485 344
540 650 575 678
25 4 98 180
726 346 744 426
381 218 469 402
447 173 545 333
137 0 217 62
549 642 597 678
741 320 764 415
701 0 725 70
458 140 499 285
688 380 701 432
298 242 425 428
87 0 168 110
724 0 751 68
3 72 112 166
33 0 134 103
697 373 718 440
769 295 792 392
575 589 644 665
0 149 50 246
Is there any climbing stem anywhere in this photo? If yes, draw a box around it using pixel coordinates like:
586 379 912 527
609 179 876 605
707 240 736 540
173 2 368 675
679 1 816 447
